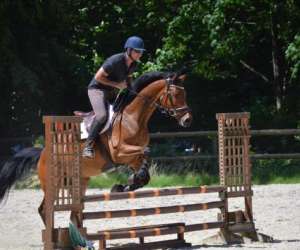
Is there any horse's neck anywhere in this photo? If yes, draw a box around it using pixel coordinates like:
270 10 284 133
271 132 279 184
125 80 165 124
107 80 165 163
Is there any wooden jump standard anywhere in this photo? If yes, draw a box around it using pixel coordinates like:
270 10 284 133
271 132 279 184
42 112 270 250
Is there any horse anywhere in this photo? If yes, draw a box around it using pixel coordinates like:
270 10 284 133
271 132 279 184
0 70 192 226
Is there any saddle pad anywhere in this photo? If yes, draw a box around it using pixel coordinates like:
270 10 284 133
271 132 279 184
80 105 114 139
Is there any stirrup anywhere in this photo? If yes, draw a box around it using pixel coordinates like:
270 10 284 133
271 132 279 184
82 147 94 158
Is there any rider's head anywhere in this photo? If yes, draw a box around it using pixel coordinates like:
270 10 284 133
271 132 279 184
124 36 145 61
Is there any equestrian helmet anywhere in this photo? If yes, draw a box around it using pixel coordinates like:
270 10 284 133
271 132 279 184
124 36 145 51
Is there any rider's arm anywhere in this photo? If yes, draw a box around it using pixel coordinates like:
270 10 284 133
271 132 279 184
95 67 126 90
126 74 133 89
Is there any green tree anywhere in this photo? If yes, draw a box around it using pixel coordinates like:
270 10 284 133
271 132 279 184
153 0 300 114
0 0 178 136
0 1 91 136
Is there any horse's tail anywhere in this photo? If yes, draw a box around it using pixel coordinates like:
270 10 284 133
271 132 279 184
0 147 43 203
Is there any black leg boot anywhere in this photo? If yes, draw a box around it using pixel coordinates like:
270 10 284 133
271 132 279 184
82 139 95 158
82 119 104 158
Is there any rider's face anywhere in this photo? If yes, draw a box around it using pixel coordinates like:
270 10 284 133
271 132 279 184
131 49 143 61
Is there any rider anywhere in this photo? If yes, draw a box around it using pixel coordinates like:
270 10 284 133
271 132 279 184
82 36 145 158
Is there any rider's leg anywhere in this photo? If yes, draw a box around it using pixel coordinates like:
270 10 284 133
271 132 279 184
82 119 104 157
83 89 108 158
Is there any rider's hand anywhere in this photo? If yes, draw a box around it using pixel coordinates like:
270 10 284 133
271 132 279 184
116 81 127 90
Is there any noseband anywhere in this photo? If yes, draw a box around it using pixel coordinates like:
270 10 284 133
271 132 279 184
157 77 191 118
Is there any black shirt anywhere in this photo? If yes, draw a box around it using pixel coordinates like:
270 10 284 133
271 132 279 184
88 53 137 91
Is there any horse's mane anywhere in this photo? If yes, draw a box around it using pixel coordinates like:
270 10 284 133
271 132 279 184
132 71 171 93
113 71 172 112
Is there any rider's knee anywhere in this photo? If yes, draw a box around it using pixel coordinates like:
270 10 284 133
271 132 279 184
95 113 107 124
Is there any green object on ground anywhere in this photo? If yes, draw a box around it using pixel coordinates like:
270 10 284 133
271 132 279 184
69 222 94 250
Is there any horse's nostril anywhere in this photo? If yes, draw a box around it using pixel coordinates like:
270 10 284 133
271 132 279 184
179 113 192 127
182 117 192 127
185 118 192 126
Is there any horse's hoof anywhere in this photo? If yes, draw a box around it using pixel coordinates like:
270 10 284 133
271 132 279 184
110 184 125 193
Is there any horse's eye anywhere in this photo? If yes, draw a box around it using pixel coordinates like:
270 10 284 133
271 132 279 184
175 92 181 98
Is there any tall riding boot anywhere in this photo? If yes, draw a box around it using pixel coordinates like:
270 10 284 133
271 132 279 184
82 119 104 158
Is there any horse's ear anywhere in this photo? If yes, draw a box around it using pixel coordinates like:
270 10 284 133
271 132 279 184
173 73 186 85
177 66 188 75
174 66 189 82
177 74 186 81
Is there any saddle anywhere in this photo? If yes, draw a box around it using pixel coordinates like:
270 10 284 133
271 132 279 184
74 108 111 139
74 89 134 139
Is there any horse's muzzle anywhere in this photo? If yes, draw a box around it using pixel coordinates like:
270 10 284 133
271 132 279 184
179 112 192 127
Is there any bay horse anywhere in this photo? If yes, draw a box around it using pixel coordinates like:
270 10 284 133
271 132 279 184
0 70 192 225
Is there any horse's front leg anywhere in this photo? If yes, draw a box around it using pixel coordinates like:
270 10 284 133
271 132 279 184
125 157 150 191
111 157 150 192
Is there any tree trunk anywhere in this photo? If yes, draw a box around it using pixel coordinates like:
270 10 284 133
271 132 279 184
270 3 287 112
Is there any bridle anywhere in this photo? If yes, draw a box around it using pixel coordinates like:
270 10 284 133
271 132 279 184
118 76 191 118
156 77 191 118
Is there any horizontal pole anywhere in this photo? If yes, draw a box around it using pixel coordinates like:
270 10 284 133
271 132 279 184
149 129 300 139
0 129 298 144
251 129 300 136
86 221 224 241
216 112 250 119
150 131 217 138
251 153 300 159
96 222 185 233
151 153 300 161
226 190 253 198
83 201 224 220
151 155 216 161
43 115 82 123
185 221 225 232
83 185 225 202
87 223 185 240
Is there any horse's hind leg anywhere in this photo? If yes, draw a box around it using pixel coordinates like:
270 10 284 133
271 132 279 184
38 197 46 225
70 177 89 227
38 179 89 227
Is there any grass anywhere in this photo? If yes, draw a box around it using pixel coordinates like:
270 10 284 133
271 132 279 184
87 172 300 189
148 173 218 187
87 173 300 189
88 173 129 188
88 172 219 189
15 159 300 189
270 175 300 184
87 159 300 188
252 159 300 184
253 174 300 184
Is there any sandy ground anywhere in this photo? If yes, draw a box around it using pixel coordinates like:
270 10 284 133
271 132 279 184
0 184 300 250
